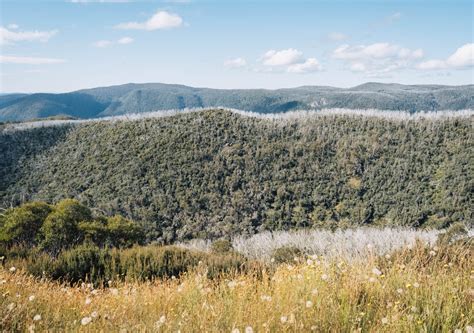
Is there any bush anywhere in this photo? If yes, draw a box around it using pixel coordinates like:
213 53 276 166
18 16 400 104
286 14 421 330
437 222 469 245
272 246 302 264
211 239 233 254
22 244 254 284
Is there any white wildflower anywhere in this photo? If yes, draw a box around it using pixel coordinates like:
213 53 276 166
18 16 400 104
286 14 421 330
91 311 98 319
28 295 36 302
381 317 389 324
280 316 288 324
33 314 41 321
9 267 16 273
81 317 92 325
231 329 240 333
85 298 92 305
245 327 254 333
466 326 474 333
372 268 382 276
306 300 313 308
321 274 328 281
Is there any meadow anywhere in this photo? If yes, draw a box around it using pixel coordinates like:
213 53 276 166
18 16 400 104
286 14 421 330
1 228 472 332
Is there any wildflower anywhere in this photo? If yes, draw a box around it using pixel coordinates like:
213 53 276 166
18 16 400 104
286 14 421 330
280 316 288 324
466 326 474 333
85 298 92 305
411 306 417 313
228 281 237 289
305 300 313 308
413 282 420 288
9 267 16 273
159 315 166 324
321 274 328 281
260 295 272 302
310 254 318 260
385 254 391 259
311 288 318 295
33 314 41 321
397 288 404 294
81 317 92 325
297 274 303 280
372 268 382 276
91 311 99 319
245 327 254 333
231 329 240 333
29 295 36 302
270 258 275 263
381 317 389 324
369 277 376 283
429 250 436 256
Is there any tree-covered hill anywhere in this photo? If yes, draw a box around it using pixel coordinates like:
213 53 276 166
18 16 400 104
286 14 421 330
0 110 472 242
1 82 473 122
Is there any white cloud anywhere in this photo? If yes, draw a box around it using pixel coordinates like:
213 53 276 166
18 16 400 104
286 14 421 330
0 55 65 65
117 36 134 44
287 58 321 73
0 26 58 45
333 42 424 74
115 11 183 30
327 32 348 41
94 40 113 48
224 57 247 68
387 12 402 23
418 43 474 70
93 37 134 47
446 43 474 67
261 48 303 66
7 24 19 30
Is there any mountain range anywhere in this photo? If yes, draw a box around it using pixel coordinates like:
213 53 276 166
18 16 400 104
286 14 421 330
1 82 473 122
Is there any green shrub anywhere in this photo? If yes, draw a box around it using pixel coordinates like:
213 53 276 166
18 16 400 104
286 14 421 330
211 239 233 254
272 246 302 264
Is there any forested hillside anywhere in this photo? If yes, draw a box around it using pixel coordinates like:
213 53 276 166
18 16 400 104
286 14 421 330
1 82 473 121
1 110 472 242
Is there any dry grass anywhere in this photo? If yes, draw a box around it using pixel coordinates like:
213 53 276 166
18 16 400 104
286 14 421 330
1 242 472 332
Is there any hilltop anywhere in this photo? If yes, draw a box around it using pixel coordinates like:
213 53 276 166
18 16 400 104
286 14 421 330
1 109 471 242
1 82 473 122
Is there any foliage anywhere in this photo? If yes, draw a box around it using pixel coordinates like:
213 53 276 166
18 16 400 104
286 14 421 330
1 110 473 242
0 200 144 255
271 246 302 264
211 239 233 254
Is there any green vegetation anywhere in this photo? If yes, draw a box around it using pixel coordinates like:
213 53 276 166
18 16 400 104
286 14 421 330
1 110 473 242
0 199 144 255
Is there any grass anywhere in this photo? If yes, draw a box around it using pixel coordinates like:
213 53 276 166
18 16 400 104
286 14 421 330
1 240 472 332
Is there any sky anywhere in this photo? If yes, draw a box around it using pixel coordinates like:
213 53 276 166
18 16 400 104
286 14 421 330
0 0 473 93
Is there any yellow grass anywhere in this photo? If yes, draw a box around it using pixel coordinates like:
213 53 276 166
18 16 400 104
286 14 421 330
1 244 473 332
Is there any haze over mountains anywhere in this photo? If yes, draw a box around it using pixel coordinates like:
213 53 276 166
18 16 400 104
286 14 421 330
1 82 473 122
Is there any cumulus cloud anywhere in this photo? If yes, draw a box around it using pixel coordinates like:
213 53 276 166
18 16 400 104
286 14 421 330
0 55 65 65
224 57 247 68
418 43 474 70
287 58 321 73
259 48 322 74
0 26 57 45
261 48 303 66
7 24 19 30
115 11 183 30
327 32 348 41
333 42 423 74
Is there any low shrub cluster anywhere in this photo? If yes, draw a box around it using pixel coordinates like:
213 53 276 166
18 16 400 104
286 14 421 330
0 199 144 255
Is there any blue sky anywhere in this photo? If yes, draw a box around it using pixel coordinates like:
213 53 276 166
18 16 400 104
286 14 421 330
0 0 473 93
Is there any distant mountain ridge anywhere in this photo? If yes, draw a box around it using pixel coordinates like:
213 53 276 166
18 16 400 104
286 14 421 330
1 82 473 122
